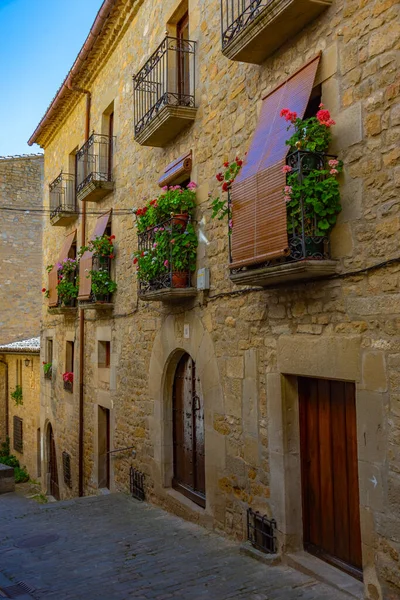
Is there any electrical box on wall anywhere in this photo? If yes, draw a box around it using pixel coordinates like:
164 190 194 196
197 268 210 290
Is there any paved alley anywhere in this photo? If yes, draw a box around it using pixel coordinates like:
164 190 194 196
0 493 354 600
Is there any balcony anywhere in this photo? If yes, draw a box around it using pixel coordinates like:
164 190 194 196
49 173 77 226
79 256 115 309
76 133 114 202
133 36 197 147
229 151 338 287
221 0 333 64
136 217 197 302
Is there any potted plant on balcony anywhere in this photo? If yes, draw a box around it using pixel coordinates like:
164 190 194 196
281 105 343 257
169 221 198 287
43 362 52 379
134 183 197 233
56 258 79 307
79 234 117 302
62 371 73 392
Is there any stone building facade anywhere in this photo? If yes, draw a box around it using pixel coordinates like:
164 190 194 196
0 155 44 345
0 338 41 479
30 0 399 597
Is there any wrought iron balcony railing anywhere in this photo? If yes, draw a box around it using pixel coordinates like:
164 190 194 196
137 217 197 299
49 172 77 225
84 256 114 306
133 36 196 146
221 0 268 50
221 0 333 64
76 133 114 201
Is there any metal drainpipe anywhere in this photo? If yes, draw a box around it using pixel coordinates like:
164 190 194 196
70 87 91 497
0 359 9 437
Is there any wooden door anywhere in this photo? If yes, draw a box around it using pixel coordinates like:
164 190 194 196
49 425 60 500
299 378 362 580
172 354 205 507
98 406 110 489
177 12 190 102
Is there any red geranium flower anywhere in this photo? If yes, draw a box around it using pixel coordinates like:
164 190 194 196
237 160 243 166
133 257 138 264
222 182 229 192
41 288 46 293
109 254 115 259
216 172 224 182
223 161 229 167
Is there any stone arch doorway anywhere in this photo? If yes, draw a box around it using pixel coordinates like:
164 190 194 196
172 353 205 507
47 423 60 500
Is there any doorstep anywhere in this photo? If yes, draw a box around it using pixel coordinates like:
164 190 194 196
286 552 364 599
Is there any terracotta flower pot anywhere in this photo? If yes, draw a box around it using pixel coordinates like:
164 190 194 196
172 271 189 289
171 213 189 228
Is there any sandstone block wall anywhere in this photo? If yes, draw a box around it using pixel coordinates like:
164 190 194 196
2 354 41 479
38 0 400 597
0 155 44 345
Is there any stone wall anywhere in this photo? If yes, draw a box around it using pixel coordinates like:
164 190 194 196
38 0 400 597
0 155 44 345
1 353 41 479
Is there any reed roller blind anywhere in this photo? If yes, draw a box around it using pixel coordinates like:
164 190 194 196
48 230 77 308
158 151 192 187
230 55 321 268
78 210 112 301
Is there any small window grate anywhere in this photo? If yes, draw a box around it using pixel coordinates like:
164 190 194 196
130 466 145 501
247 508 277 554
1 581 35 598
13 416 23 454
62 451 72 488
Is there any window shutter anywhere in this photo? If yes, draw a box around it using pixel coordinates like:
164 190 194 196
158 151 192 187
13 416 23 453
230 55 321 268
48 230 77 308
78 210 112 301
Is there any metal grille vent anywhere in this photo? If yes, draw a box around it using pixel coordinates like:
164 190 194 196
0 581 35 598
13 416 23 454
130 466 145 501
62 451 72 488
247 508 277 554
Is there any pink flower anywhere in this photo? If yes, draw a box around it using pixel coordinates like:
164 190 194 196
280 108 297 123
328 159 339 168
284 185 293 195
228 219 233 229
187 181 197 190
164 260 169 267
153 242 157 248
319 103 324 108
171 239 175 244
283 196 291 203
162 186 168 191
330 168 338 175
282 165 293 174
317 109 335 127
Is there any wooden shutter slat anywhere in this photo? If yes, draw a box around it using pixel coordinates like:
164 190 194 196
158 150 192 187
78 210 112 301
48 230 76 307
231 55 321 266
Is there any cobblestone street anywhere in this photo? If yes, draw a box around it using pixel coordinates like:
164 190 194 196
0 492 355 600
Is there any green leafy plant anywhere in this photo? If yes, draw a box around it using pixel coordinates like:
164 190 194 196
134 183 197 234
79 234 116 258
0 437 29 483
210 157 243 222
43 362 52 376
56 258 79 305
11 385 23 406
133 222 198 282
280 105 334 153
285 162 343 236
89 266 117 297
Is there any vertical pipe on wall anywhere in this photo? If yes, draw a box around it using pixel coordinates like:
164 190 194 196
78 90 91 497
0 359 9 437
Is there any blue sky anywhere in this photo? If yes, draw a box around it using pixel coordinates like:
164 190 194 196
0 0 102 156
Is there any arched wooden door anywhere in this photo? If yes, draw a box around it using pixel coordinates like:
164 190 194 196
48 425 60 500
172 354 205 507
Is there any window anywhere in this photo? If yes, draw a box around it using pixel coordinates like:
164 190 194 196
13 416 23 453
66 341 74 373
46 338 53 363
15 359 22 388
98 341 111 368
